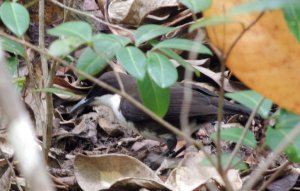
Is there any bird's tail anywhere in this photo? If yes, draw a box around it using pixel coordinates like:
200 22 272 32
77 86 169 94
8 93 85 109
223 100 256 117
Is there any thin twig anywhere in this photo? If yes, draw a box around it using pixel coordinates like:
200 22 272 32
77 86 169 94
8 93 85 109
49 0 134 36
257 160 290 191
39 0 53 163
39 0 48 79
216 55 229 189
225 98 265 171
224 12 265 59
217 10 265 191
0 149 23 191
21 37 45 133
242 122 300 190
0 31 218 169
180 29 201 139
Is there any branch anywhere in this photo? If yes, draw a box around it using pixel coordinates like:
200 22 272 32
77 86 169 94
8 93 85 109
242 122 300 190
225 98 265 171
49 0 134 36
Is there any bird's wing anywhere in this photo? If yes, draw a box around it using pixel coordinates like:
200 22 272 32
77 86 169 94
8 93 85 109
120 84 219 122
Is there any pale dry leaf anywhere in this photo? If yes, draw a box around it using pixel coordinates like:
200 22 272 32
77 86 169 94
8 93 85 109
94 105 124 136
108 0 178 26
171 59 209 68
111 177 172 190
72 113 98 144
193 65 247 92
131 139 160 152
74 154 164 191
165 151 242 191
98 118 124 136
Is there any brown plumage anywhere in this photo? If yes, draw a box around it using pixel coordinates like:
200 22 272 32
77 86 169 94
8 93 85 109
70 71 253 153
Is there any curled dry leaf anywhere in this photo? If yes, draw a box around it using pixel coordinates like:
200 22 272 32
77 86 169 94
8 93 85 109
193 66 247 92
165 152 242 191
108 0 178 26
74 154 169 191
72 113 98 144
267 169 300 191
53 77 88 101
205 0 300 114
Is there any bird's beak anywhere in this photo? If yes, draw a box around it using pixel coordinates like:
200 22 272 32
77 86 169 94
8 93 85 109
69 97 94 114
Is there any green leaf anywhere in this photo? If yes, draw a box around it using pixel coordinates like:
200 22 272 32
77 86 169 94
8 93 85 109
229 0 300 15
266 126 300 162
48 37 84 57
137 73 170 117
76 47 108 79
0 2 29 37
190 16 235 31
13 77 25 92
116 46 146 80
47 21 92 42
282 2 300 42
134 24 174 46
180 0 212 13
92 34 130 62
211 127 256 148
0 36 25 56
147 52 178 88
266 110 300 162
153 38 212 55
276 110 300 129
93 34 131 46
201 154 247 170
159 48 189 67
158 47 200 76
33 88 76 96
225 90 272 118
7 57 18 76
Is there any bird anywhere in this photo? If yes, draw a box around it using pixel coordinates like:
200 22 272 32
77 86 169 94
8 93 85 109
69 71 253 154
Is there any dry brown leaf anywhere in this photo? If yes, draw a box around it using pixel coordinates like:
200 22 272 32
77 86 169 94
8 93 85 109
131 139 160 152
205 0 300 114
108 0 178 26
0 137 14 159
53 77 88 101
26 0 64 25
0 164 12 191
72 113 98 144
74 154 168 191
165 152 242 191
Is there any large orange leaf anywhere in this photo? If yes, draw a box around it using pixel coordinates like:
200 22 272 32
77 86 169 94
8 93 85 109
205 0 300 114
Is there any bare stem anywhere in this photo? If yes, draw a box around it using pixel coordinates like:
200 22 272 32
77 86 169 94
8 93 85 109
39 0 53 163
49 0 134 36
257 160 290 191
213 11 265 191
224 12 265 59
242 122 300 190
225 98 264 171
